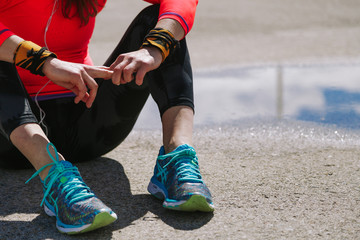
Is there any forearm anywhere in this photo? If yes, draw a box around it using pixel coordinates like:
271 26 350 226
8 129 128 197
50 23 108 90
143 0 198 36
139 18 183 65
0 35 24 63
155 18 185 40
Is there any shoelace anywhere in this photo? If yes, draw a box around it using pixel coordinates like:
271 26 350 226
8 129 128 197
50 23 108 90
26 143 94 209
157 148 203 183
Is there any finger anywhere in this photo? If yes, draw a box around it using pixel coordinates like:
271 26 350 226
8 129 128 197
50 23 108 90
109 55 124 70
81 92 90 104
72 72 89 105
122 63 137 83
120 78 127 85
97 66 112 70
74 83 87 104
77 92 90 104
85 66 114 80
109 55 125 85
135 68 147 86
112 66 123 85
70 87 90 104
81 71 98 108
98 66 114 79
112 62 127 85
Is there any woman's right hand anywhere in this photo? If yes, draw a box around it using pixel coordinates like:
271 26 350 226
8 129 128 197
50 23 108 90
42 57 113 108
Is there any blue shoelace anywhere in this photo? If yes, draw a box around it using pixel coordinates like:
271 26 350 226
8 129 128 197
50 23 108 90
26 143 94 210
157 148 204 184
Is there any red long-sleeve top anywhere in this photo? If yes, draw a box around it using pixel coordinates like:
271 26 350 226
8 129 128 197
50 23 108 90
0 0 198 99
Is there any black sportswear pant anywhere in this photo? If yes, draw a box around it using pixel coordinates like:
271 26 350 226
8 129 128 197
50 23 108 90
0 5 194 169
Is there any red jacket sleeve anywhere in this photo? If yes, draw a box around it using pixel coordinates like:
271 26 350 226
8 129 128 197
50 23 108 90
0 22 14 46
143 0 198 35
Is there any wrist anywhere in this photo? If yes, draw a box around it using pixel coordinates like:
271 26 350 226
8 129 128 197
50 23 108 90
13 41 57 76
141 28 179 63
42 57 57 77
141 46 163 65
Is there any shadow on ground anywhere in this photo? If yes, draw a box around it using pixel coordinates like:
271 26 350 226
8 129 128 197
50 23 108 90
0 157 213 239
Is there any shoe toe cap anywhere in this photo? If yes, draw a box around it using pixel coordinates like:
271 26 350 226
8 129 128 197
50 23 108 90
169 182 213 203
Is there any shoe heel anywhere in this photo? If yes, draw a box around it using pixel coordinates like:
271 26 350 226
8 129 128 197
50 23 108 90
147 181 165 200
44 204 56 217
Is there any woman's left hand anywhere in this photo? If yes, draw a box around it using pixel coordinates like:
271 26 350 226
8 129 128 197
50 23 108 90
109 46 162 86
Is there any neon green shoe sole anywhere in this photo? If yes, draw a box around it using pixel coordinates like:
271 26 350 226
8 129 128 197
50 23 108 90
164 195 215 212
61 212 117 235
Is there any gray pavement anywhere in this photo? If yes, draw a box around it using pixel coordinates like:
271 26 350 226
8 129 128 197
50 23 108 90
1 0 360 239
1 125 360 239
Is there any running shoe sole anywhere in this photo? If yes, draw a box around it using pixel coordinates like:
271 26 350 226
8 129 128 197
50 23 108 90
44 204 117 234
148 179 215 212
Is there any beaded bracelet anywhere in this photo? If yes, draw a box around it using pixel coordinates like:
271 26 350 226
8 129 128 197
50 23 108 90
13 41 57 76
141 28 179 63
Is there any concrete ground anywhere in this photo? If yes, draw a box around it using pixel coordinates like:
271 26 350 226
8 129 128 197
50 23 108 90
1 0 360 239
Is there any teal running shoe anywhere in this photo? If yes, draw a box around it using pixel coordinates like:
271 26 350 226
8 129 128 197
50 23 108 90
26 143 117 234
148 144 214 212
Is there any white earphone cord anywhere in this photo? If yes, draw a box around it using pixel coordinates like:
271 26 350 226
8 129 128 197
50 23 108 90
35 0 59 136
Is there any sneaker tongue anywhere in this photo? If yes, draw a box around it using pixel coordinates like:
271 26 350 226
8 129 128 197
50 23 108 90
47 160 76 184
50 161 87 193
59 160 73 168
158 144 193 156
174 144 193 152
48 160 73 172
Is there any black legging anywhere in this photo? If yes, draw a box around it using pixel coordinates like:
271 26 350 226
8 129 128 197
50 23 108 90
0 5 194 169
